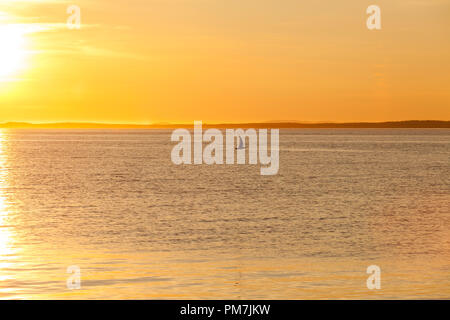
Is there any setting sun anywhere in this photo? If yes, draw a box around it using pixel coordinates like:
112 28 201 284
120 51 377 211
0 25 27 80
0 0 448 304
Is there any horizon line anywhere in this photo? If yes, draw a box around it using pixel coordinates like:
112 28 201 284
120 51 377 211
0 120 449 129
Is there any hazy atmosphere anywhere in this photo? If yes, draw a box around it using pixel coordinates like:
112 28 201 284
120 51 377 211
1 0 449 123
0 0 449 303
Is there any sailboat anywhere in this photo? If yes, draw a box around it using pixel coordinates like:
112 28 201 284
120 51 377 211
236 136 245 150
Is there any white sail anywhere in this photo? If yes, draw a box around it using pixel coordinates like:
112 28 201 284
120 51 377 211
238 136 244 149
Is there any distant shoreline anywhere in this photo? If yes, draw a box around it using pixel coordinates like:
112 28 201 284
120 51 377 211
0 120 449 129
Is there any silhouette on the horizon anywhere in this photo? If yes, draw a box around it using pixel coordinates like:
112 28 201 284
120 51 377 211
0 120 449 129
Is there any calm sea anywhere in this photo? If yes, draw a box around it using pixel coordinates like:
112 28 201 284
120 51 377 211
0 129 448 299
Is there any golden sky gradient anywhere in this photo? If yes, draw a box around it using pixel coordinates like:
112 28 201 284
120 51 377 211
0 0 449 123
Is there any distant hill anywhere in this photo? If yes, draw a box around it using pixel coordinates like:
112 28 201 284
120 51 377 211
0 120 449 129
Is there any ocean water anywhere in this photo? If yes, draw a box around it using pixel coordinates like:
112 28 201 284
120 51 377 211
0 128 448 299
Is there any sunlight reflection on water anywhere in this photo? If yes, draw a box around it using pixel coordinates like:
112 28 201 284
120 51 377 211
0 129 448 299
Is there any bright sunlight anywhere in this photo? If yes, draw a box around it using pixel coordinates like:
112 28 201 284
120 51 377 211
0 24 28 80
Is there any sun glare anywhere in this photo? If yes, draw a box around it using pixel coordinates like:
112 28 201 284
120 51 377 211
0 25 28 80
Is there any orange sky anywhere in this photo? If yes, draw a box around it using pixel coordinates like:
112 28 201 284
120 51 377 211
0 0 449 123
